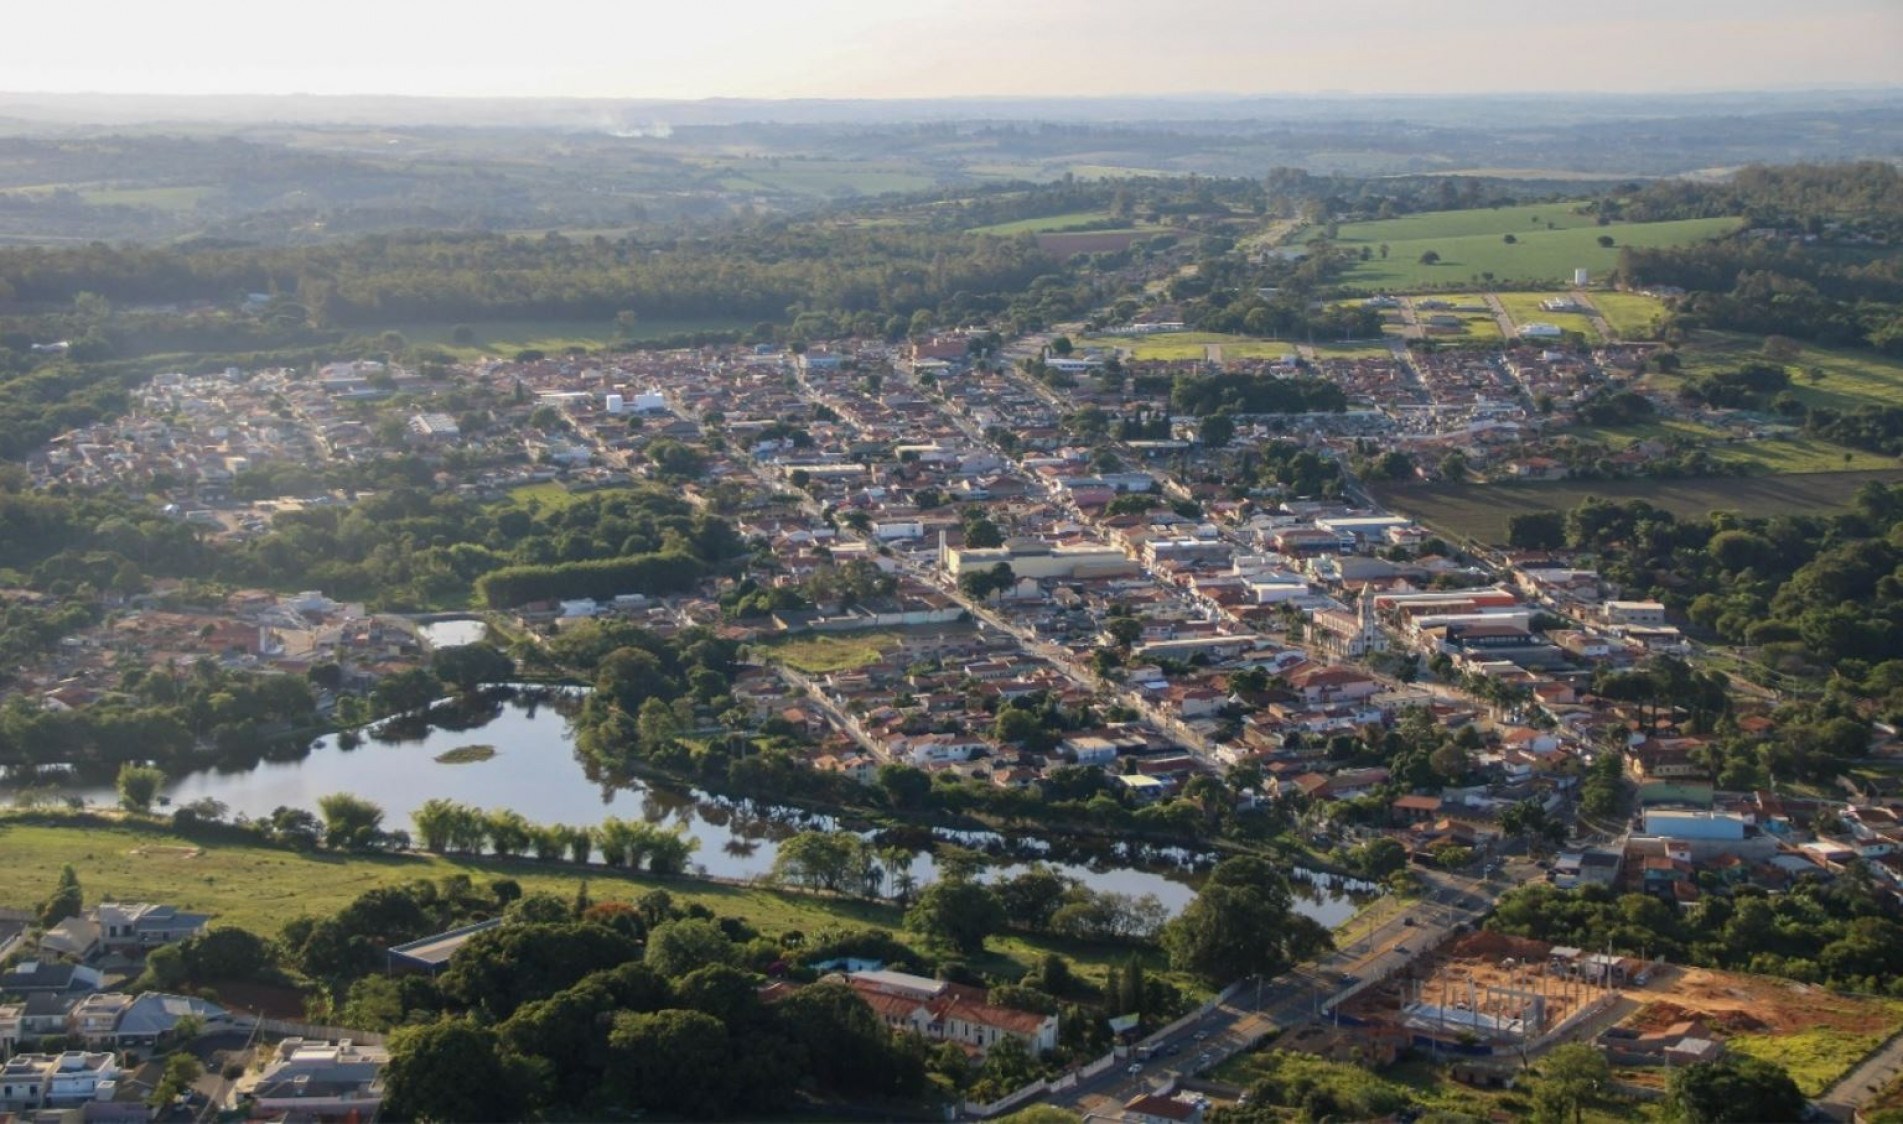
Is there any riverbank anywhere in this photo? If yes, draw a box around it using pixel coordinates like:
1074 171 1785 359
0 812 1198 997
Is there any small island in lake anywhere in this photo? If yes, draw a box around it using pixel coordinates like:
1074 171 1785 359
434 744 498 764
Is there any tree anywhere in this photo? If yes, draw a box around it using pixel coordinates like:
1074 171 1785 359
1506 510 1567 551
39 864 82 927
1503 234 1518 244
606 1009 737 1118
1419 250 1442 265
1666 1055 1805 1124
148 1052 202 1108
1160 856 1330 985
771 831 873 895
1597 234 1616 248
645 918 738 978
430 642 514 695
906 878 1006 954
116 762 165 813
317 793 386 850
1530 1042 1610 1124
1199 410 1235 448
384 1018 534 1124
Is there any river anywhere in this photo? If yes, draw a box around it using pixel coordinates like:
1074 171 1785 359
4 696 1369 925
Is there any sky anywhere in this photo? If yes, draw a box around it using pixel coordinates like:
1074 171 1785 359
9 0 1901 101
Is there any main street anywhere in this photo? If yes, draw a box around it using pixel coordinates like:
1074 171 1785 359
1046 863 1530 1118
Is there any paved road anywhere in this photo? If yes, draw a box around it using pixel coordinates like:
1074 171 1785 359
1046 866 1521 1117
1481 293 1518 340
1819 1025 1903 1119
1569 290 1617 343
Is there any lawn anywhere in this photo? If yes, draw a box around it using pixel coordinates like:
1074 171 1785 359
1710 437 1900 474
1586 291 1669 340
496 481 600 512
0 817 1198 997
1331 205 1740 290
1373 471 1903 545
759 631 905 674
1495 291 1599 340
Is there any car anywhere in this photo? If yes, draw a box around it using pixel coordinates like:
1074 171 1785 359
1338 973 1360 986
1127 1062 1143 1075
1194 1031 1209 1041
1402 916 1415 926
1395 944 1411 954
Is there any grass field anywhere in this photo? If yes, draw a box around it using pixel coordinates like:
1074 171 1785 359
1586 291 1669 340
1711 437 1900 474
971 210 1118 235
1331 204 1741 290
496 482 614 512
398 316 750 358
1671 331 1903 415
0 817 1192 998
1077 331 1298 362
1732 1025 1900 1097
1374 471 1903 544
1495 291 1599 339
759 631 905 674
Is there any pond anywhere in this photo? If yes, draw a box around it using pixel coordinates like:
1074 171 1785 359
5 696 1369 925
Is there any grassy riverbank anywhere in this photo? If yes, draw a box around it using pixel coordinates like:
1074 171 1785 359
0 814 1196 997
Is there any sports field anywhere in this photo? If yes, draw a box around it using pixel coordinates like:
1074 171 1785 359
1374 470 1903 544
1331 204 1740 290
1076 331 1299 362
1586 291 1669 340
397 316 750 358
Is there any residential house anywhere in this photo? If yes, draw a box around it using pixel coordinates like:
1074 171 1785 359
844 970 1059 1055
1122 1092 1207 1124
0 961 104 997
235 1038 388 1121
93 903 211 953
0 1052 121 1112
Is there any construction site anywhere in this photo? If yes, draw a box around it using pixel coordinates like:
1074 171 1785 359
1332 929 1903 1086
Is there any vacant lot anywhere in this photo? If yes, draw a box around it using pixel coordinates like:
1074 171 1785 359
1036 230 1154 259
398 316 750 358
1078 331 1299 362
1495 291 1598 339
1586 291 1670 340
1374 471 1903 543
1627 967 1903 1096
759 631 905 674
1332 205 1740 290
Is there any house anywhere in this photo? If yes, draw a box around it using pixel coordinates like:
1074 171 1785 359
1602 600 1667 627
0 961 104 997
93 903 212 952
0 1052 121 1111
845 970 1059 1055
1287 665 1379 704
74 993 229 1049
235 1038 388 1120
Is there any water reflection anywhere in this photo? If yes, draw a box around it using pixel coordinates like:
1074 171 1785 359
2 695 1367 923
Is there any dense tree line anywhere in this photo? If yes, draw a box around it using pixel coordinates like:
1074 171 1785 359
1488 872 1903 995
1170 371 1347 416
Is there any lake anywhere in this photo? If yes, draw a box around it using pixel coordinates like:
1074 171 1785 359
5 697 1368 925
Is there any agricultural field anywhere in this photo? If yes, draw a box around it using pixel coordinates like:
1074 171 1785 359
1494 291 1599 339
397 316 751 358
1585 291 1669 340
759 631 906 674
1373 471 1903 544
1330 204 1740 290
0 817 1195 997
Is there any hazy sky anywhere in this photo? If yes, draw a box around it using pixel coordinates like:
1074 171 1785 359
11 0 1901 100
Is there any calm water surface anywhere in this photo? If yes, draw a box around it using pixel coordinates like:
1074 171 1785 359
8 697 1366 924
